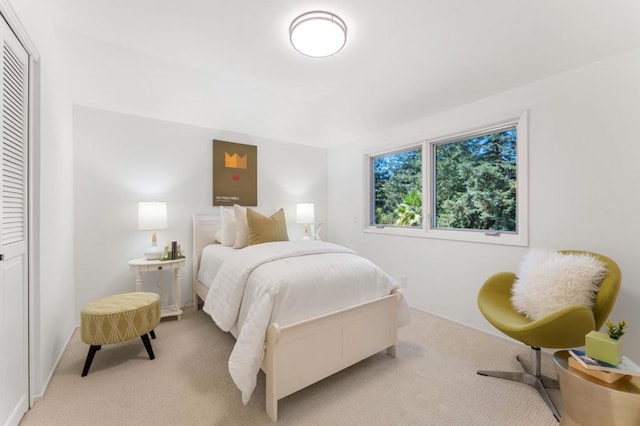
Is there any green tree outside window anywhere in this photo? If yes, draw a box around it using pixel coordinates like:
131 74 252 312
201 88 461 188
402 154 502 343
434 129 516 232
373 149 422 226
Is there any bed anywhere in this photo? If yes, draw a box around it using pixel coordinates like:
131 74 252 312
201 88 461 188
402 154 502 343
192 214 409 421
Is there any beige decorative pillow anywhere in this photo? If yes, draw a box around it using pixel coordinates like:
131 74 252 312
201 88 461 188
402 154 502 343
247 208 289 246
233 205 249 249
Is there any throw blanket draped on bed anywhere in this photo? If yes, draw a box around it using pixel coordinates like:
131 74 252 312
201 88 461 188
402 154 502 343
202 240 409 404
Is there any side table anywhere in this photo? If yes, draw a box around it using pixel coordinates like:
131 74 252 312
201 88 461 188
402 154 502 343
553 350 640 425
128 258 186 320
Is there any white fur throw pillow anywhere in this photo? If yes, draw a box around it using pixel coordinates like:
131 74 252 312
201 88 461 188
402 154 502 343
511 249 607 321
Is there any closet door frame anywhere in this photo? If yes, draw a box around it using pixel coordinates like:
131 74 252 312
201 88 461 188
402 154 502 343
0 0 41 409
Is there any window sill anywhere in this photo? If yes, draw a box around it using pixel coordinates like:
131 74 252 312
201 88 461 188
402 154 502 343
363 225 528 247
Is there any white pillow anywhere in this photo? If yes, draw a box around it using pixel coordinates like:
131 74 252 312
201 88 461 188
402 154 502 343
510 249 607 321
214 206 236 247
233 205 249 249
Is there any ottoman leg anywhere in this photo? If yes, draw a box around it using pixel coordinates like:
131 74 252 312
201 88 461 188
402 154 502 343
141 334 155 360
150 330 156 340
81 345 101 377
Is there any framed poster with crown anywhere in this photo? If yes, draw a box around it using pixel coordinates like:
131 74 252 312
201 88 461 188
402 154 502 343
212 140 257 206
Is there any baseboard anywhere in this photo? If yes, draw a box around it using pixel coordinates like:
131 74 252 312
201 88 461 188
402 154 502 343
409 305 559 357
32 324 79 403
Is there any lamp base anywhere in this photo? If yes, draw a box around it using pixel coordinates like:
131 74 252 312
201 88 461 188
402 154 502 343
300 224 315 241
144 245 163 260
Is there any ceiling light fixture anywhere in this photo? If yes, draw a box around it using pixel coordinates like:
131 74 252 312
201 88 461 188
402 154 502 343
289 11 347 58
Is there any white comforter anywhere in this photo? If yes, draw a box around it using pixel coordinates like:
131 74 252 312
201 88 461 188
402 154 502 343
202 240 409 404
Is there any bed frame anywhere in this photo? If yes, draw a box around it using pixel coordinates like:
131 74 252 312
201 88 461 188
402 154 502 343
192 215 400 421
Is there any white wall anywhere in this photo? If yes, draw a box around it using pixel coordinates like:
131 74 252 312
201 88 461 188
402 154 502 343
73 106 327 316
9 0 75 400
328 48 640 360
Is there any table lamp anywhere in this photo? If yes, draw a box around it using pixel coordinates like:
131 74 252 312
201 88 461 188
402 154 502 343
138 201 168 260
296 203 315 240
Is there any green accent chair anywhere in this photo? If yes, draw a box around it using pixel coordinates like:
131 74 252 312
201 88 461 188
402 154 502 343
476 251 621 421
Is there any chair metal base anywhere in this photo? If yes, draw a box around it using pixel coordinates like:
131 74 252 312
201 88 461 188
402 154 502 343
477 346 560 422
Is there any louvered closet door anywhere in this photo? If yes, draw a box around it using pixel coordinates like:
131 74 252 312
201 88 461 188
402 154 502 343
0 13 29 426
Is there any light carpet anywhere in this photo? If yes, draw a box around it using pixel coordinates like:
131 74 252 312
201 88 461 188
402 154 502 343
21 308 562 425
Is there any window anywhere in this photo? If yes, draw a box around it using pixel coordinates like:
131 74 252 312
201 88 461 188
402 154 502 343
433 127 516 232
371 147 422 227
365 111 528 246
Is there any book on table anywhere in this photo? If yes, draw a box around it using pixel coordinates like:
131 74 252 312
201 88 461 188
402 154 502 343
569 349 640 377
567 357 627 383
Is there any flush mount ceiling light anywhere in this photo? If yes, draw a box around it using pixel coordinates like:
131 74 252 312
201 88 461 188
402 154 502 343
289 11 347 58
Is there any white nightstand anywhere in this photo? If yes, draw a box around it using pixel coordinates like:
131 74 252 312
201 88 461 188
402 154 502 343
128 257 186 320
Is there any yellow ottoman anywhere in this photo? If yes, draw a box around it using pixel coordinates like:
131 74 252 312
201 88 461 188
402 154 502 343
80 292 161 376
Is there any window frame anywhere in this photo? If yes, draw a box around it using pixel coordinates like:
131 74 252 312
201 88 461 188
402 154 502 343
368 144 423 229
364 111 528 246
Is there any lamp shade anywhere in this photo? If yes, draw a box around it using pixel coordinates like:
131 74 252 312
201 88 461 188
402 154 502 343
138 201 168 230
289 11 347 58
296 203 315 224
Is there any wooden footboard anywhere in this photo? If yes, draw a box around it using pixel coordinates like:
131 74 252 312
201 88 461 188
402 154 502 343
262 290 399 422
194 283 399 421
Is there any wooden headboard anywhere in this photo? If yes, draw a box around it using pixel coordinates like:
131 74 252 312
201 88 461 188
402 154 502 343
191 215 221 290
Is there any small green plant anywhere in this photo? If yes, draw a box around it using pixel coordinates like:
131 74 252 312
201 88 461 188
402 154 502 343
605 320 628 340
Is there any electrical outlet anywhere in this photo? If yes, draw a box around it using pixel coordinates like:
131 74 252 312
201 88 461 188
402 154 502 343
400 275 408 288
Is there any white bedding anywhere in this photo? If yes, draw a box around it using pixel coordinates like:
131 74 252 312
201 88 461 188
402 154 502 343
197 244 237 289
201 240 410 404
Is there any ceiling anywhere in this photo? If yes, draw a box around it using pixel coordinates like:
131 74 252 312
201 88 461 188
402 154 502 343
50 0 640 147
